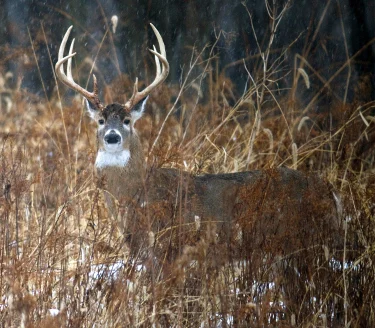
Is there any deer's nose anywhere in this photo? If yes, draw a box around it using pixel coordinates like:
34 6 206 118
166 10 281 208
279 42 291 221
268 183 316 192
105 130 121 144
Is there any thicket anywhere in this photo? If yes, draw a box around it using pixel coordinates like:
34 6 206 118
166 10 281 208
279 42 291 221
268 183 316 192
0 1 374 327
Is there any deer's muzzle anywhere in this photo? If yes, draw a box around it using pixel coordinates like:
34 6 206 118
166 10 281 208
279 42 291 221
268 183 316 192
105 130 121 145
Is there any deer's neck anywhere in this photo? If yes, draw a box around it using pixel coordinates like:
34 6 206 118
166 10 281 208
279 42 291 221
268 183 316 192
95 149 131 169
95 140 146 200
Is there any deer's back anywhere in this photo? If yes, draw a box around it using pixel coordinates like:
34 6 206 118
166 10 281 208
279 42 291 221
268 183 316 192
144 166 341 254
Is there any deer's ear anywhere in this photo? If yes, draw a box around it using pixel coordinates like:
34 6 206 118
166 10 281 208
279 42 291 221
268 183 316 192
85 98 100 120
130 96 148 123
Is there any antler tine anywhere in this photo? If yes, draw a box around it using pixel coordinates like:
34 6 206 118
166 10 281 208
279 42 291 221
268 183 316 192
55 26 103 110
124 23 169 110
150 23 166 58
153 45 161 77
67 38 75 81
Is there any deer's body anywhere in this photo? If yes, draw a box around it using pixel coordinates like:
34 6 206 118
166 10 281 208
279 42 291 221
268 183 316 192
56 24 341 256
97 152 340 253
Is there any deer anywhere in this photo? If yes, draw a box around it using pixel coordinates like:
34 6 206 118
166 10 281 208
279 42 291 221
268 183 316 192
55 24 342 266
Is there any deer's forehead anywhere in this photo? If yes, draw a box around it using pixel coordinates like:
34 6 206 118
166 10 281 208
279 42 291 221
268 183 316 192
102 103 130 121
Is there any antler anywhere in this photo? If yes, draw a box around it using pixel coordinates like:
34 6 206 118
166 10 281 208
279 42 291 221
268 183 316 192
55 26 103 110
124 23 170 110
55 24 169 111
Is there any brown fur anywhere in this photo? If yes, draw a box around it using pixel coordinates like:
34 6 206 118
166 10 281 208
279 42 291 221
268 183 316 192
98 156 341 258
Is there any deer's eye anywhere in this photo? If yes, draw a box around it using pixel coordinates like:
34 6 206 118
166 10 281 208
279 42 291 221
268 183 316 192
124 118 131 125
98 119 105 125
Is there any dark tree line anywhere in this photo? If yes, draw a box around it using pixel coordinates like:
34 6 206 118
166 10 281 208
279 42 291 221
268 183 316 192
0 0 374 102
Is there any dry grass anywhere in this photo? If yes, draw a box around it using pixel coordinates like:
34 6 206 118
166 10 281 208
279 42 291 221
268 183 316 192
1 2 375 327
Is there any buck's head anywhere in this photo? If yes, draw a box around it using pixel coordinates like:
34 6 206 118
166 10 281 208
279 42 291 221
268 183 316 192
86 100 147 168
55 24 169 169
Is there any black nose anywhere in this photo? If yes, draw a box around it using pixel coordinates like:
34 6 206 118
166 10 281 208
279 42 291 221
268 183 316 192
105 131 121 144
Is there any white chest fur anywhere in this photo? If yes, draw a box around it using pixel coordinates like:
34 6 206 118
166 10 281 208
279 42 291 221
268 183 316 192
95 150 131 169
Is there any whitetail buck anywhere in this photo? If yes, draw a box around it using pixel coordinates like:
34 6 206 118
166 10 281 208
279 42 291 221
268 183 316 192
55 25 342 259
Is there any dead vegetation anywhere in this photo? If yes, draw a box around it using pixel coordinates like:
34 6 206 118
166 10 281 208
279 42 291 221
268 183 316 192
1 1 375 327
